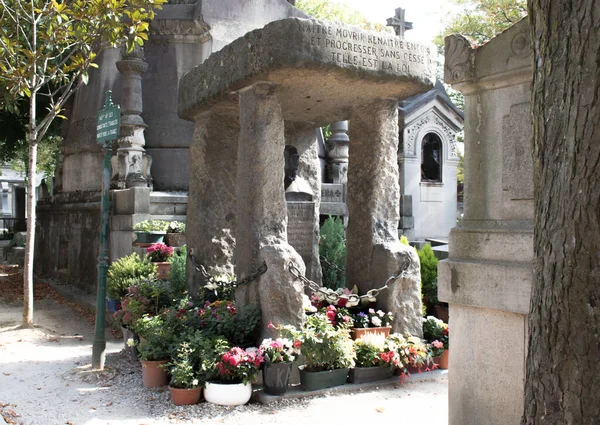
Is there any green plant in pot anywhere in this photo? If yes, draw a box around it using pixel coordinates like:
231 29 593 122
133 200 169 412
165 221 186 247
277 312 356 391
258 337 301 395
349 333 399 383
134 313 172 388
167 342 202 405
133 219 169 244
145 242 174 280
106 253 156 311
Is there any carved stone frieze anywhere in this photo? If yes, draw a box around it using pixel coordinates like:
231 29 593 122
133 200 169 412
150 18 210 39
404 111 458 160
444 34 475 85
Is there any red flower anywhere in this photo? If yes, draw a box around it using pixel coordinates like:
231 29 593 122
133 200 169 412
337 297 348 308
293 340 301 348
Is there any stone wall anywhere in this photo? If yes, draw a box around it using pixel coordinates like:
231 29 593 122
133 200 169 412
438 18 533 425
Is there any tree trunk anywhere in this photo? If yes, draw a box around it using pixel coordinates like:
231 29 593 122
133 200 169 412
523 1 600 424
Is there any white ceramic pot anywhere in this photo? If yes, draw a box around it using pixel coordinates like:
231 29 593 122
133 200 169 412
204 382 252 406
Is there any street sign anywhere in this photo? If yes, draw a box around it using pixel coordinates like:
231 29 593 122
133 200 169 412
96 91 120 144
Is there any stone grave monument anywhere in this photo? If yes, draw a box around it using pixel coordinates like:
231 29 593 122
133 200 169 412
179 18 435 335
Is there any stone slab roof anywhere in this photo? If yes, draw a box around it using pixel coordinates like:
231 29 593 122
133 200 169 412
178 18 435 126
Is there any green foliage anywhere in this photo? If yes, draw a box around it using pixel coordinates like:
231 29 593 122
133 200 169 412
295 0 391 32
418 244 439 305
199 271 237 303
106 253 156 300
195 335 231 385
134 313 172 361
435 0 527 47
132 219 169 233
167 221 186 233
457 149 464 201
279 312 356 371
168 342 199 389
423 315 449 349
399 235 410 246
319 216 346 290
167 246 187 296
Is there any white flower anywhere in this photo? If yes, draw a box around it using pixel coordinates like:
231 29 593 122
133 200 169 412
205 282 218 291
126 338 136 347
377 310 385 317
371 316 382 327
368 308 375 314
246 347 259 355
192 379 199 386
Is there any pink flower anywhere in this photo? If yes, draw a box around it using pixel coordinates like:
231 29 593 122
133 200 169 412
432 340 444 349
268 322 275 329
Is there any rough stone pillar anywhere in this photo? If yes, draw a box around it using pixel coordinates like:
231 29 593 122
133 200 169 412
285 121 322 284
114 47 152 188
326 121 349 185
346 99 422 336
186 112 238 297
235 83 305 335
439 21 533 425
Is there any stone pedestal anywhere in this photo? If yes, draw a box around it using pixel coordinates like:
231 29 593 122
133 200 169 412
234 83 305 330
114 48 152 189
345 99 422 335
326 121 349 185
439 19 533 425
186 112 238 296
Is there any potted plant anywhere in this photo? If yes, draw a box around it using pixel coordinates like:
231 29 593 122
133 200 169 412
349 333 399 383
134 313 172 388
132 219 169 244
164 221 186 247
203 346 263 406
145 242 174 280
113 285 152 358
277 312 356 391
106 253 156 312
387 333 435 376
423 316 449 369
168 342 202 405
350 308 393 340
258 337 301 395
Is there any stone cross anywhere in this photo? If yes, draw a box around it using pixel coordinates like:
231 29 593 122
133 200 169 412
387 8 413 37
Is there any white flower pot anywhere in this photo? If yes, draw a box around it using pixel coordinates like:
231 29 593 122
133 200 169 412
204 382 252 406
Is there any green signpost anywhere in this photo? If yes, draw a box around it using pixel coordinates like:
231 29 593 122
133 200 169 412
92 91 120 370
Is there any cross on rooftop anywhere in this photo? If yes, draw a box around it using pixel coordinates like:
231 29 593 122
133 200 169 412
387 8 413 38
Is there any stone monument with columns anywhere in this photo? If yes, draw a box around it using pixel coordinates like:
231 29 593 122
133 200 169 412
179 17 434 335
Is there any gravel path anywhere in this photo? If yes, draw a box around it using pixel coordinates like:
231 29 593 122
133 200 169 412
0 279 448 425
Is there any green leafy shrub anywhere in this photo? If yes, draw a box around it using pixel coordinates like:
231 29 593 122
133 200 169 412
400 235 410 245
418 244 439 305
167 246 187 296
319 216 346 290
134 313 173 361
132 219 169 233
168 342 200 389
107 253 156 299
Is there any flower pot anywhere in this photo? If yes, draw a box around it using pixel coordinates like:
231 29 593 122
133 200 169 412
121 326 139 359
141 360 169 388
135 231 165 244
299 367 349 391
154 261 171 280
204 382 252 406
435 304 449 323
262 362 292 395
350 326 391 340
164 233 186 247
348 366 394 384
438 349 449 369
169 386 202 405
106 297 120 313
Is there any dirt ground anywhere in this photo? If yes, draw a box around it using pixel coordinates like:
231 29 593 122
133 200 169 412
0 265 448 425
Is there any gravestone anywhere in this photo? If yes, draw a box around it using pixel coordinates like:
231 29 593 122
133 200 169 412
179 18 435 335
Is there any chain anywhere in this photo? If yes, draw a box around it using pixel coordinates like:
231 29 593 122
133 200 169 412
289 257 412 304
189 250 267 288
319 255 345 275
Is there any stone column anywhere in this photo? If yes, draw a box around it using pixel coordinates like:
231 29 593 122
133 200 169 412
114 47 152 189
235 83 305 335
285 121 322 284
326 121 349 185
186 112 238 297
346 99 422 336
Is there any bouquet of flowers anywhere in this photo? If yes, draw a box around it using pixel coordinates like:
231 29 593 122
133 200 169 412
354 333 400 368
323 305 354 329
352 308 393 328
215 347 264 384
258 338 301 363
423 316 449 349
146 242 174 262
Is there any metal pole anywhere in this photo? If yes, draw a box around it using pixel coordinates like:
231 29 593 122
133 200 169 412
92 144 111 369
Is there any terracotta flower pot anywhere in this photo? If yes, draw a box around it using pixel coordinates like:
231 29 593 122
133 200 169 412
350 326 391 340
154 261 171 280
169 386 202 405
438 349 449 369
141 360 169 388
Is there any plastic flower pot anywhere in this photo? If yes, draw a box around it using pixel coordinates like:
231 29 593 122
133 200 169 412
438 349 449 369
299 367 349 391
348 366 394 384
141 360 169 388
169 386 202 405
262 362 292 395
106 298 119 313
134 232 165 244
350 326 391 340
204 382 252 406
